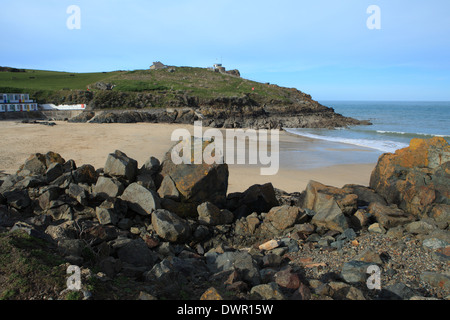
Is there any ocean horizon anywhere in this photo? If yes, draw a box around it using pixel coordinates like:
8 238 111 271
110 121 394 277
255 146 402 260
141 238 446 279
284 100 450 156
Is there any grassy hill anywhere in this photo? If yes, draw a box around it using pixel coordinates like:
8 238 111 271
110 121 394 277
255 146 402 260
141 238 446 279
0 69 117 91
0 65 368 128
0 66 302 106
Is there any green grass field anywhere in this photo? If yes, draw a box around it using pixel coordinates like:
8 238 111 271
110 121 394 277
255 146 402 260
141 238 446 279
0 69 119 91
0 66 296 104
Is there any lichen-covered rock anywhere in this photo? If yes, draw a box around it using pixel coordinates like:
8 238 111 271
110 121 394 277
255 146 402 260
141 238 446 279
250 282 285 300
200 287 223 300
17 152 66 177
370 137 450 218
73 164 98 185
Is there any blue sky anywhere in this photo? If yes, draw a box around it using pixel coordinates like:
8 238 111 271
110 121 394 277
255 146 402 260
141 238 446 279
1 0 450 101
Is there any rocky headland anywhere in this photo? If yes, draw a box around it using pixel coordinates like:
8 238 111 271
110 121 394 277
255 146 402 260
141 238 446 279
2 66 371 129
0 137 448 300
67 92 369 129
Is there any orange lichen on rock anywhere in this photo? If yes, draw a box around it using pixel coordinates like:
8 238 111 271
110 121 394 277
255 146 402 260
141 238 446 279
393 137 450 169
370 137 450 218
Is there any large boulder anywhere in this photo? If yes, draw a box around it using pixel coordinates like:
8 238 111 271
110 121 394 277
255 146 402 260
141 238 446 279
3 189 31 210
45 162 64 183
197 201 234 226
310 195 349 233
120 183 161 215
302 180 358 232
370 137 450 218
67 183 88 206
264 205 307 232
151 209 191 243
227 183 279 218
158 175 180 200
139 156 161 176
429 204 450 226
368 202 414 229
250 283 285 300
116 238 158 268
93 176 125 200
17 152 65 176
206 251 261 286
73 164 99 185
95 199 124 225
159 140 229 214
19 153 46 175
342 184 388 207
144 256 210 299
104 150 138 181
303 180 358 216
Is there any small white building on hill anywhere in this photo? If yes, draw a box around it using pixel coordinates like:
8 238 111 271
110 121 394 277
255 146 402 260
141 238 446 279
150 61 168 70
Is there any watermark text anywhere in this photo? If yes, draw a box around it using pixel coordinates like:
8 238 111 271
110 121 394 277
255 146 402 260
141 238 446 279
66 5 81 30
171 121 280 176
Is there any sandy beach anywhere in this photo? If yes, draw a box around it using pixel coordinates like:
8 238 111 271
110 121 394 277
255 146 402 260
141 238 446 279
0 121 378 193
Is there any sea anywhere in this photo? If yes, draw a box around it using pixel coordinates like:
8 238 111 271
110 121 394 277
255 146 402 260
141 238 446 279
284 100 449 156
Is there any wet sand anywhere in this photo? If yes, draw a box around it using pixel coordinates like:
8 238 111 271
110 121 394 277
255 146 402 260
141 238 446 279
0 121 378 193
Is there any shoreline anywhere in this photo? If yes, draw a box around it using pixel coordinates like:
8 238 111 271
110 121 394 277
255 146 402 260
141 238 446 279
228 162 375 194
0 120 377 193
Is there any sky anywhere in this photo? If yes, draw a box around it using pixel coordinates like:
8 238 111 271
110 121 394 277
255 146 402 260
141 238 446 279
1 0 450 101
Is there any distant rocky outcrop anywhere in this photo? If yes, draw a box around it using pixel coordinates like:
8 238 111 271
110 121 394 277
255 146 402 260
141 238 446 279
0 66 26 72
68 102 368 129
93 82 114 91
0 138 448 300
63 88 369 129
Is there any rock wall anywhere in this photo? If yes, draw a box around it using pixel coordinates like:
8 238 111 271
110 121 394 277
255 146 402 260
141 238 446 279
41 110 84 121
0 111 45 120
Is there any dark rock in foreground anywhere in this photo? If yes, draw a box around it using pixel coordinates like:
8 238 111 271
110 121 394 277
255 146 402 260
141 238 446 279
0 138 448 300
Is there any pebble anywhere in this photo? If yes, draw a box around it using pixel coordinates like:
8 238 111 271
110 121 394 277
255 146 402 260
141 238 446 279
423 238 448 250
259 239 281 251
368 223 386 234
288 230 449 299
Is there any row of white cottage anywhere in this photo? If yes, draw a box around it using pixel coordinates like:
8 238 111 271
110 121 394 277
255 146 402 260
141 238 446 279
1 93 86 112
